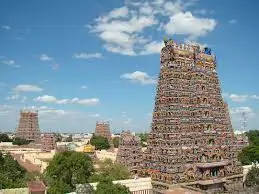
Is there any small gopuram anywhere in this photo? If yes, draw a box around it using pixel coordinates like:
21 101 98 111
15 110 41 141
116 130 143 174
41 133 56 152
139 38 244 193
95 121 112 145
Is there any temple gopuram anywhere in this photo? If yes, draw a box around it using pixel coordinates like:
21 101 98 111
139 39 245 193
115 130 143 174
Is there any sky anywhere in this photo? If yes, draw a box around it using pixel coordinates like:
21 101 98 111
0 0 259 133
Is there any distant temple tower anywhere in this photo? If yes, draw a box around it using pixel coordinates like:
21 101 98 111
116 131 143 174
139 39 244 193
41 133 56 152
15 110 41 141
95 121 112 145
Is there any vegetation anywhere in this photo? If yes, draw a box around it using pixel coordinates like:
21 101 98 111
95 177 131 194
113 137 120 148
90 134 110 150
238 130 259 165
244 165 259 192
54 133 62 142
0 152 27 189
12 137 30 146
136 132 148 147
239 146 259 165
89 159 131 182
44 151 94 194
65 134 73 142
0 133 12 142
246 130 259 146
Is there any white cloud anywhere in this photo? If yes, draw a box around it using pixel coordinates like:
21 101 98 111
51 64 59 70
140 41 164 55
124 118 132 124
1 60 20 68
2 25 11 30
120 71 157 85
194 9 207 15
5 94 20 100
88 113 100 117
229 94 248 102
139 5 153 15
14 84 43 93
164 12 216 39
98 6 129 22
71 98 100 105
73 53 102 59
230 107 256 119
228 19 237 24
27 106 69 116
81 86 88 89
34 95 62 104
40 54 53 61
89 0 216 55
251 95 259 100
34 95 100 106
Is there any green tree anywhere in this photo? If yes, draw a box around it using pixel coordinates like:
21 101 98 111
245 165 259 190
113 137 119 148
65 134 73 142
90 134 110 150
89 159 131 182
238 146 259 165
0 153 27 189
54 133 62 142
136 132 148 147
12 137 30 145
246 130 259 146
44 151 94 194
95 177 130 194
0 133 12 142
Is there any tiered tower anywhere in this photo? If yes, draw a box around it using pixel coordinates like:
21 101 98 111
41 133 56 152
15 110 41 141
95 121 112 145
139 39 244 193
116 131 143 174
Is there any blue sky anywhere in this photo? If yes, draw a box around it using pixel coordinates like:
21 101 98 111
0 0 258 133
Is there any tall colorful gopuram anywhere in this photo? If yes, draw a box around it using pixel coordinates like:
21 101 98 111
15 110 41 141
139 39 244 193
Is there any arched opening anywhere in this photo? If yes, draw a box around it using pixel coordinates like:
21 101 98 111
207 124 212 130
209 139 215 145
200 154 207 162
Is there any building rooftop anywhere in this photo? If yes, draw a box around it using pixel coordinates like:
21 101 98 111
27 181 46 192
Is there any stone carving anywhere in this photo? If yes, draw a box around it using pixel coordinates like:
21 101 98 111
139 40 246 192
116 131 143 174
15 110 41 141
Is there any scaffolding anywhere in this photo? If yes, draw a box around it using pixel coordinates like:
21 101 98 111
139 40 245 193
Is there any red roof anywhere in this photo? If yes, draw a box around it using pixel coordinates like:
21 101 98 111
28 181 46 192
